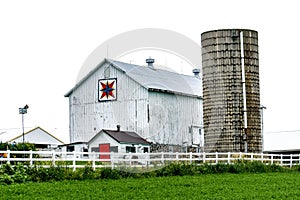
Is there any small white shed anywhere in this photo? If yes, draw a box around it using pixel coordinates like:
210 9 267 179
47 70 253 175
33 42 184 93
88 126 151 155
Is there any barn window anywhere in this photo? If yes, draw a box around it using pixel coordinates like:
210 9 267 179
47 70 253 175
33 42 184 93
110 146 118 153
67 146 74 152
126 146 136 153
91 147 99 152
143 147 149 153
83 147 88 157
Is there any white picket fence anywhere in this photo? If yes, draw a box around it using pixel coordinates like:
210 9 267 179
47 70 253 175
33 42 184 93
0 150 299 171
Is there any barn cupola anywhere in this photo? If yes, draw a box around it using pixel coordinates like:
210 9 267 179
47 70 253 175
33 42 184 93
146 57 155 69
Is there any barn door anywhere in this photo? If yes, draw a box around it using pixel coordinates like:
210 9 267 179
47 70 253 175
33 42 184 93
192 127 201 145
99 143 110 160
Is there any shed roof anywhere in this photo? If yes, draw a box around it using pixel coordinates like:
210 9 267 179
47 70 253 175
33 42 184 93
65 59 202 97
89 129 150 145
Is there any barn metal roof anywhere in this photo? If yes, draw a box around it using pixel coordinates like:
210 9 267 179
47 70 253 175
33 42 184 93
65 59 202 97
89 129 151 145
109 59 202 97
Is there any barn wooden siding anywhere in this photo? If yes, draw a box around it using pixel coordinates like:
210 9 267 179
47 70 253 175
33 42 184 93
201 29 262 153
148 91 202 146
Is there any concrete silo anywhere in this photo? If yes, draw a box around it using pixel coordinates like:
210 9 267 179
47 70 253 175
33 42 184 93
201 29 262 153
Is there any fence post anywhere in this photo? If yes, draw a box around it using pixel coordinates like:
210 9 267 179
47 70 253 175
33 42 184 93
251 153 253 162
280 154 283 166
129 152 132 166
145 152 149 166
52 150 56 166
92 152 96 170
29 150 33 166
290 154 292 168
271 154 273 164
111 152 114 169
189 152 193 164
216 152 218 164
161 152 164 165
7 150 10 165
176 152 179 162
239 152 242 159
228 152 231 164
261 153 264 163
203 152 206 163
72 151 76 171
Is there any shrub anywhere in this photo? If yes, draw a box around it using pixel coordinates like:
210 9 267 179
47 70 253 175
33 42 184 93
268 163 284 172
100 168 121 179
213 163 230 173
12 163 28 183
198 163 219 174
0 173 14 185
290 165 300 172
247 161 267 173
32 167 49 182
72 166 98 180
156 163 197 177
0 163 28 184
47 166 67 181
1 163 14 175
26 165 68 182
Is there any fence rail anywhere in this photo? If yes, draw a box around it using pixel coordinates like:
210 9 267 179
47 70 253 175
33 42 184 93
0 150 299 171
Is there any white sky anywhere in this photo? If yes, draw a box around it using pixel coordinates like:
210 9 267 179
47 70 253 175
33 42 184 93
0 0 299 150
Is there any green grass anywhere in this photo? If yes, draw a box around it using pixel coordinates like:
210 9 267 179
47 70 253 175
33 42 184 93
0 172 299 199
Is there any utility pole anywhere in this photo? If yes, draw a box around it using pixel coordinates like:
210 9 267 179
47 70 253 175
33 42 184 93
19 104 29 152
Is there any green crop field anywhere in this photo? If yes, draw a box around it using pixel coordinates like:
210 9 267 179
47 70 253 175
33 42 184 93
0 172 299 199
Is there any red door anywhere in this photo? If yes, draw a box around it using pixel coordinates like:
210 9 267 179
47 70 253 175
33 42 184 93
99 143 110 160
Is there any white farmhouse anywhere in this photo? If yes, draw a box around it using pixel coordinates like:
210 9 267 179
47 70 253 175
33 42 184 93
65 58 203 152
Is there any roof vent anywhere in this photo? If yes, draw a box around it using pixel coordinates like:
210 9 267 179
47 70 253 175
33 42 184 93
146 57 155 68
192 68 201 78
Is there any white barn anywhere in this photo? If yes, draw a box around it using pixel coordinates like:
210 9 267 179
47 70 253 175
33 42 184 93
65 58 203 151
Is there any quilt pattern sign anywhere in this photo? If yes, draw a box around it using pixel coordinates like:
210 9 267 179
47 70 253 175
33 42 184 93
98 78 117 102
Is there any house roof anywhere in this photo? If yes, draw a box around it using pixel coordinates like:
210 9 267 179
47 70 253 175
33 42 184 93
89 129 151 145
5 126 64 145
263 149 300 154
65 59 202 97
